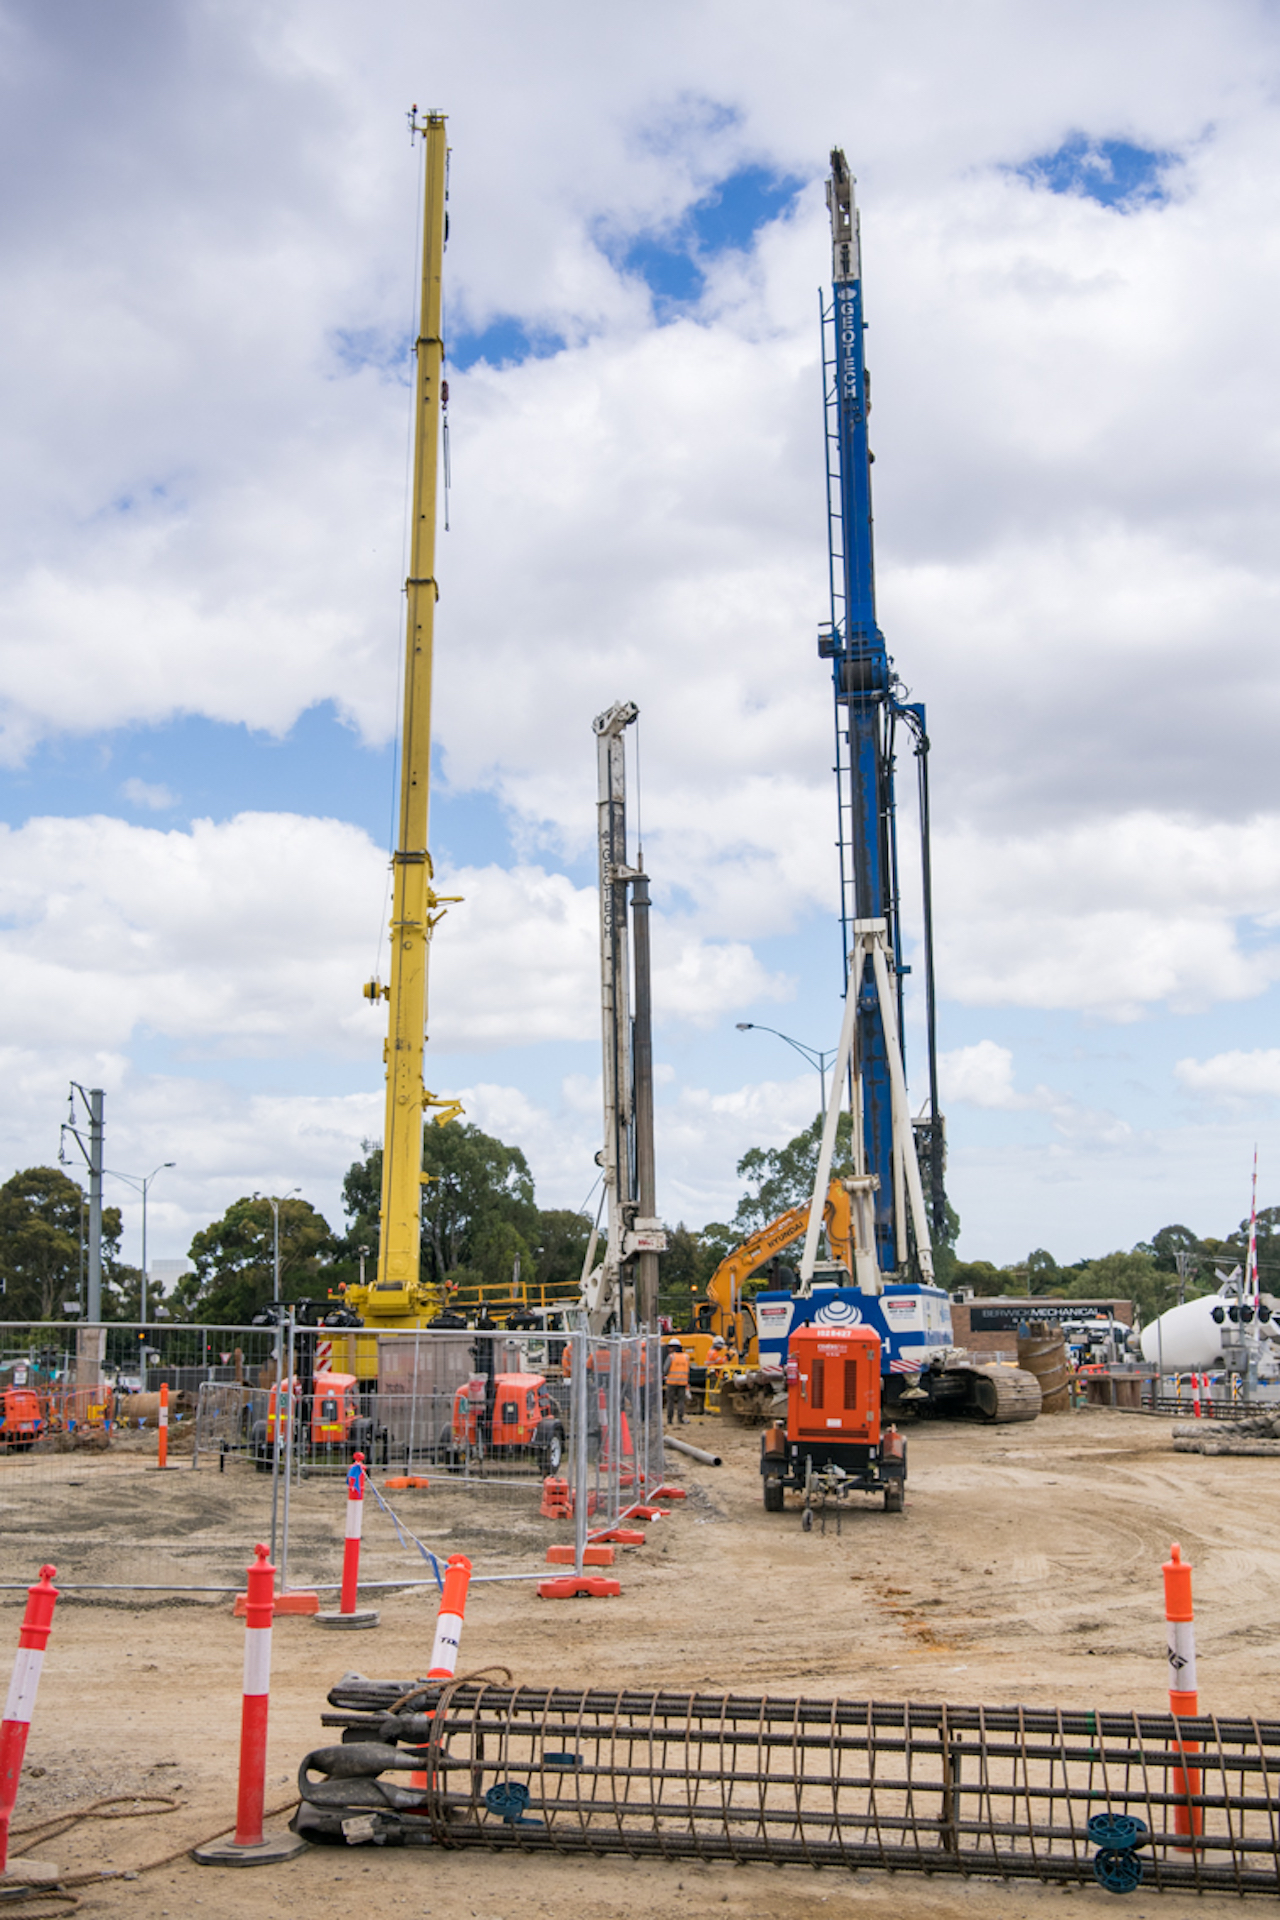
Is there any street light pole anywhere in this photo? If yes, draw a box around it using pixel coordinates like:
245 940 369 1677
106 1161 176 1324
735 1023 836 1115
265 1189 302 1305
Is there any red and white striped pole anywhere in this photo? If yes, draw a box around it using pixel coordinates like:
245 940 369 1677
341 1452 366 1614
193 1542 303 1865
157 1382 169 1470
236 1542 273 1848
314 1451 379 1631
1163 1541 1203 1846
0 1566 58 1874
410 1555 473 1794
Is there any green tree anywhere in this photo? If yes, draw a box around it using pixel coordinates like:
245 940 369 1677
731 1113 853 1235
532 1208 593 1293
0 1167 123 1320
658 1222 719 1324
932 1201 962 1288
1224 1204 1280 1294
950 1258 1007 1298
421 1123 539 1293
339 1142 382 1265
1053 1249 1166 1325
180 1196 335 1323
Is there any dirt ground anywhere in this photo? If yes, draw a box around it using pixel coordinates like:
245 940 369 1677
3 1403 1277 1917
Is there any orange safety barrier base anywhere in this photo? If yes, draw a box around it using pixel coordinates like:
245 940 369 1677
538 1576 621 1600
383 1476 430 1490
627 1506 670 1521
546 1544 615 1566
590 1528 646 1545
234 1590 319 1618
651 1485 686 1500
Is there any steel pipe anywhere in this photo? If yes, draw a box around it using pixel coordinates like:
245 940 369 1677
664 1436 721 1467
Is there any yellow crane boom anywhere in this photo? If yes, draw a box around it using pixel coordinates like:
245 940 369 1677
366 109 461 1308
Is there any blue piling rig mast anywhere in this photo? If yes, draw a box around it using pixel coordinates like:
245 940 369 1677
819 150 946 1271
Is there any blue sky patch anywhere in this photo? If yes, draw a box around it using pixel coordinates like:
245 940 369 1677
449 316 567 373
0 704 519 872
1017 135 1177 208
615 163 803 314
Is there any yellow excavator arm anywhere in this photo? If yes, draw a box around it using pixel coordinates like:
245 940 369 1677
701 1181 854 1361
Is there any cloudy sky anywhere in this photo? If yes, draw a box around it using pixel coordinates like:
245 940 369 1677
3 0 1280 1274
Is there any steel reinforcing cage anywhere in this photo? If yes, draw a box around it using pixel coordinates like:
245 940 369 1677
309 1678 1280 1895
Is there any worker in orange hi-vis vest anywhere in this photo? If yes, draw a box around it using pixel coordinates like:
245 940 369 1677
664 1341 690 1425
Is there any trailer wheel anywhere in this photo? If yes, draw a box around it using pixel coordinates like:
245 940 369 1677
250 1419 272 1473
884 1482 904 1513
763 1474 784 1513
535 1421 565 1475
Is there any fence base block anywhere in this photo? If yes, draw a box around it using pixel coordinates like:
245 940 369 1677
234 1591 318 1618
651 1485 687 1499
590 1528 646 1545
382 1476 430 1490
538 1576 621 1599
191 1831 308 1868
628 1507 670 1520
546 1545 615 1566
314 1608 380 1630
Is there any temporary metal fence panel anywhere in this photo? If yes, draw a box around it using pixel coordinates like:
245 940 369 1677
310 1679 1280 1894
577 1333 664 1535
0 1322 283 1590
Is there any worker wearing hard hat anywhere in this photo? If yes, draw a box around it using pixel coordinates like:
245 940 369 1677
663 1341 690 1425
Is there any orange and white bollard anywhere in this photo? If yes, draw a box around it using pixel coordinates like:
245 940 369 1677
193 1544 303 1866
0 1566 58 1874
157 1382 169 1470
341 1452 366 1612
314 1452 379 1630
409 1555 473 1795
427 1553 472 1681
1163 1541 1203 1846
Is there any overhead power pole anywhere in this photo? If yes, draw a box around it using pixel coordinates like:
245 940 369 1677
61 1085 104 1323
367 108 461 1302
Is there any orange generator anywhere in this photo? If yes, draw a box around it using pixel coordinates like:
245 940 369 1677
760 1324 906 1516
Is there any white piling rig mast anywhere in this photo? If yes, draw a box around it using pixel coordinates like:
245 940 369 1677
581 700 664 1334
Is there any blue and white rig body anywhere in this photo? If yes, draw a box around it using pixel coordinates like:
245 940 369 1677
748 152 1040 1427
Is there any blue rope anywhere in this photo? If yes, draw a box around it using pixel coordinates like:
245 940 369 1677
365 1479 444 1591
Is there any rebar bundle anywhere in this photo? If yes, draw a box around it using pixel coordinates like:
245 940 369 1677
295 1676 1280 1895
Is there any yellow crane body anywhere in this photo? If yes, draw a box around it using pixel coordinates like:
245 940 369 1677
364 110 461 1325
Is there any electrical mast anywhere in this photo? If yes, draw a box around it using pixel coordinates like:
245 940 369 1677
366 109 461 1302
800 150 944 1288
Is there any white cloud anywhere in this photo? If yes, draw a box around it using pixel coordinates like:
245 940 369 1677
0 814 781 1068
121 777 175 811
1175 1050 1280 1102
934 815 1280 1020
939 1040 1027 1110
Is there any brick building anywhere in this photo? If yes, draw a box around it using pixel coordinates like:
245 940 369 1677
949 1295 1134 1356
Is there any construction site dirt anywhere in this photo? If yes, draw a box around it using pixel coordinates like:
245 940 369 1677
3 1403 1275 1919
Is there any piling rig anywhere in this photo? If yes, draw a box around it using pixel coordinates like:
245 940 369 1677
749 151 1039 1427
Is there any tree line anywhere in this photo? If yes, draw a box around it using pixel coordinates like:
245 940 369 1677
0 1112 1266 1327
